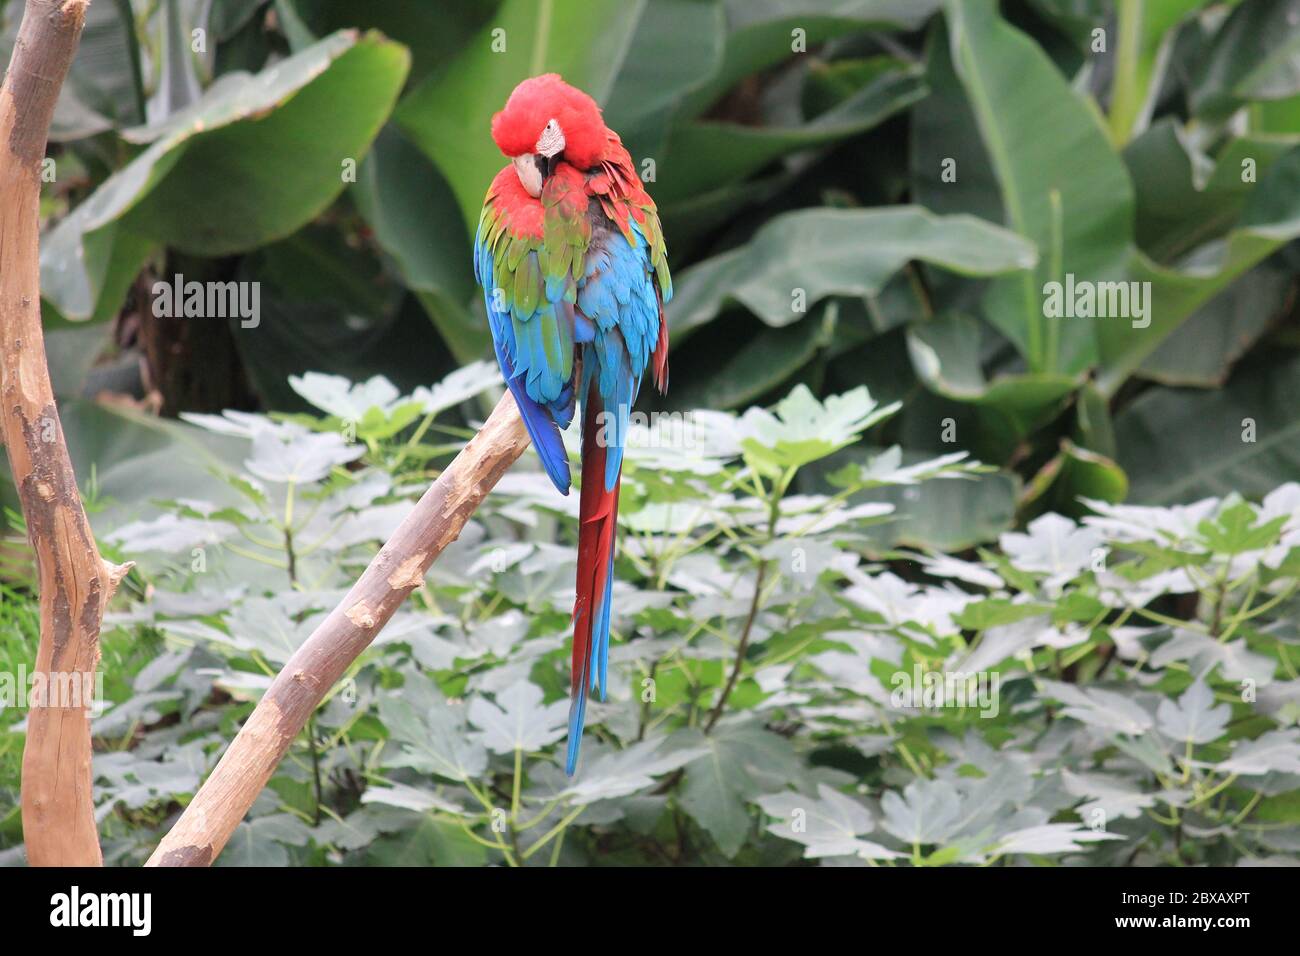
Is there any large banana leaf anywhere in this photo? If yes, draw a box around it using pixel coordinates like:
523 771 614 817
41 31 409 324
669 205 1037 337
352 125 489 364
945 0 1134 375
1116 355 1300 503
655 55 926 203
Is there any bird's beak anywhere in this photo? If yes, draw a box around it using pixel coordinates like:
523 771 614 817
513 153 544 198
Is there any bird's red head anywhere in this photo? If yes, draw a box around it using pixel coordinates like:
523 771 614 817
491 74 608 193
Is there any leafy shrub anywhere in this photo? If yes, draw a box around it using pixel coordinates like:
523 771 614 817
5 369 1291 866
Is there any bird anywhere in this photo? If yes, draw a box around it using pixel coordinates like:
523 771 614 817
473 75 671 775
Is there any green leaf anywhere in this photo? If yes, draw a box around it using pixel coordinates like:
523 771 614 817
1156 679 1231 747
364 816 488 867
289 0 496 85
45 322 115 398
1052 590 1106 625
1190 0 1300 120
945 0 1135 373
47 0 145 135
879 777 962 844
659 171 790 251
738 385 898 474
954 599 1053 631
466 681 569 754
1115 354 1300 503
1218 729 1300 775
906 313 1079 436
352 124 488 363
1059 440 1128 504
1021 439 1129 517
230 227 460 411
1252 89 1300 133
1197 500 1287 555
993 823 1122 857
1023 0 1108 42
1124 121 1297 263
679 724 800 858
42 31 410 323
601 0 727 160
15 400 250 535
149 0 203 125
680 0 942 120
757 784 900 860
211 0 269 41
361 783 465 816
0 0 142 138
380 696 489 784
655 55 926 203
911 19 1002 225
864 469 1018 551
1137 260 1290 387
1074 382 1117 458
669 206 1037 338
562 736 708 804
672 303 840 411
1107 0 1210 144
1000 512 1103 582
1113 734 1176 777
395 0 646 228
1098 147 1300 392
1255 789 1300 823
217 814 312 867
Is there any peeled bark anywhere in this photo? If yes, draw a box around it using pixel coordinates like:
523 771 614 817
0 0 132 867
148 392 529 866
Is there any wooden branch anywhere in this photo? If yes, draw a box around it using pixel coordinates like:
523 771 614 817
0 0 130 868
147 392 529 866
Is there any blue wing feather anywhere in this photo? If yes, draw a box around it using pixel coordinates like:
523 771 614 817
578 219 663 491
474 218 574 494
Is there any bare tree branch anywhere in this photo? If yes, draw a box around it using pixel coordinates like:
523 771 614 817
147 392 529 866
0 0 131 868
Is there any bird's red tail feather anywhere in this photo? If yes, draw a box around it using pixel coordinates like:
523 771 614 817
567 386 621 774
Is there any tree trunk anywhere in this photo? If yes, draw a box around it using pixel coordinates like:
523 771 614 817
138 258 259 415
0 0 132 867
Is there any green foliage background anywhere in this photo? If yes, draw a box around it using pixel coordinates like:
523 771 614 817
0 0 1298 866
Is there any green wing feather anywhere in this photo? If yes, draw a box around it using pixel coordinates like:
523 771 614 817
475 168 593 403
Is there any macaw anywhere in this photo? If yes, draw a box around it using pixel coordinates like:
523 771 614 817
473 75 672 774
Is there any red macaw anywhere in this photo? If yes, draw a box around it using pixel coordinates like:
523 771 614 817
473 75 671 774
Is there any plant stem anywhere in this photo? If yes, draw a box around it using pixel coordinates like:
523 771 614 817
703 468 791 733
1108 0 1145 145
704 560 768 733
510 747 522 821
523 806 583 861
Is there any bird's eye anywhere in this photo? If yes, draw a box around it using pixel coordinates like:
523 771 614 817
535 118 566 159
